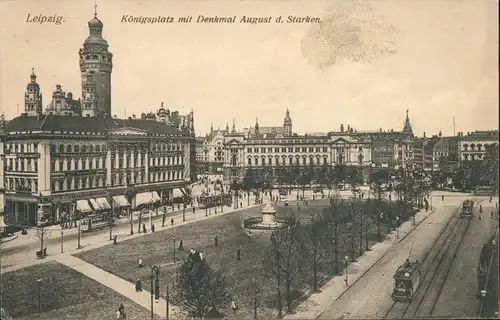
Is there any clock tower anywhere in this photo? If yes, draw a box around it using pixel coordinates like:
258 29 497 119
79 7 113 118
24 68 43 117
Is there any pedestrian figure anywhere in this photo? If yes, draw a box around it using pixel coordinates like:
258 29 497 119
215 207 218 214
200 251 204 261
480 205 483 214
178 204 181 210
192 206 195 213
162 214 166 227
441 195 444 201
171 218 174 226
152 224 156 232
491 210 494 218
231 300 238 311
135 279 142 292
489 196 492 202
113 235 118 245
240 202 242 208
214 235 219 246
142 223 147 233
179 240 184 250
138 257 144 268
236 248 241 261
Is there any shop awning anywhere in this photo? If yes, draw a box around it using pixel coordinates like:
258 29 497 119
76 200 93 213
96 197 111 210
173 188 185 198
113 195 131 208
135 191 161 207
89 199 102 211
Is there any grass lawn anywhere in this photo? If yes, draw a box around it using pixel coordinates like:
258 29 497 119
0 261 160 320
75 199 391 319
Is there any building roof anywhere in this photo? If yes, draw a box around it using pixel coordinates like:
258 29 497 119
433 138 448 151
4 115 187 136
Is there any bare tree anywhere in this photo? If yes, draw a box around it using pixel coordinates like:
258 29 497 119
303 211 330 292
262 222 303 316
34 227 51 256
322 191 343 274
137 209 144 233
249 267 263 320
172 256 230 318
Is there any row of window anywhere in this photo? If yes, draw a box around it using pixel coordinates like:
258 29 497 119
5 178 38 193
5 158 38 172
247 146 330 153
462 143 492 151
48 142 184 154
247 156 329 166
4 143 38 154
47 155 185 172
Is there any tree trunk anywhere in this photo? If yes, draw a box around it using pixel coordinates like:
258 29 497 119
286 278 292 313
334 224 339 274
40 229 44 253
359 213 363 256
138 212 142 233
277 274 282 318
254 294 258 320
313 252 318 292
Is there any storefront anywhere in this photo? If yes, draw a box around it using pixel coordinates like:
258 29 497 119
76 199 93 216
4 196 38 226
112 195 131 216
133 191 161 210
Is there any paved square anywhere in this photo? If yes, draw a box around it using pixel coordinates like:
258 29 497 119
76 200 389 318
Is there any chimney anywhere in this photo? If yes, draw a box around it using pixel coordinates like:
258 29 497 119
347 125 351 132
423 132 426 138
67 92 73 100
340 124 344 133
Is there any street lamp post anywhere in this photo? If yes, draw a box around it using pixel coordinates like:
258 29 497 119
149 194 153 230
77 221 81 249
150 265 160 320
182 203 186 222
60 230 64 253
166 285 170 320
344 256 349 286
172 236 176 263
36 278 42 314
396 216 400 239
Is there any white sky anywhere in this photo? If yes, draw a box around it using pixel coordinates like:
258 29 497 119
0 0 498 136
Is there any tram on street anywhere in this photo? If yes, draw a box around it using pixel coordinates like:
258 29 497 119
199 193 233 209
460 200 474 219
391 258 422 301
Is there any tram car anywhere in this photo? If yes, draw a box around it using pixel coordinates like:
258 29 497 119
476 236 495 297
460 200 474 219
391 258 422 301
198 193 233 209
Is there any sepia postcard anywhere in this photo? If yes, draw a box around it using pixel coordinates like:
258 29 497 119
0 0 498 319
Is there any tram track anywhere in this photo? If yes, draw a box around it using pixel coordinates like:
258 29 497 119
384 200 483 319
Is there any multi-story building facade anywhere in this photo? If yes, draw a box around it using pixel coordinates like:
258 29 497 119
0 12 195 227
194 110 415 184
457 130 499 164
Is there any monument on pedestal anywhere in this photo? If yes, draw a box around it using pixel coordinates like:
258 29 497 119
243 201 294 231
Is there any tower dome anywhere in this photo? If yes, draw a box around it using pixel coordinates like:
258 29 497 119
284 108 292 124
26 68 39 90
88 16 103 28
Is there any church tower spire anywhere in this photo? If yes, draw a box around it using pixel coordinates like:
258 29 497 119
402 109 413 135
231 118 236 133
79 4 113 117
24 68 43 117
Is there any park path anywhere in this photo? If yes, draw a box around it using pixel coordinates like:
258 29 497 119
55 254 179 319
285 194 469 320
1 199 263 274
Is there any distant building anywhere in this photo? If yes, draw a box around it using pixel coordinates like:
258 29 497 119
194 110 415 184
457 130 499 164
